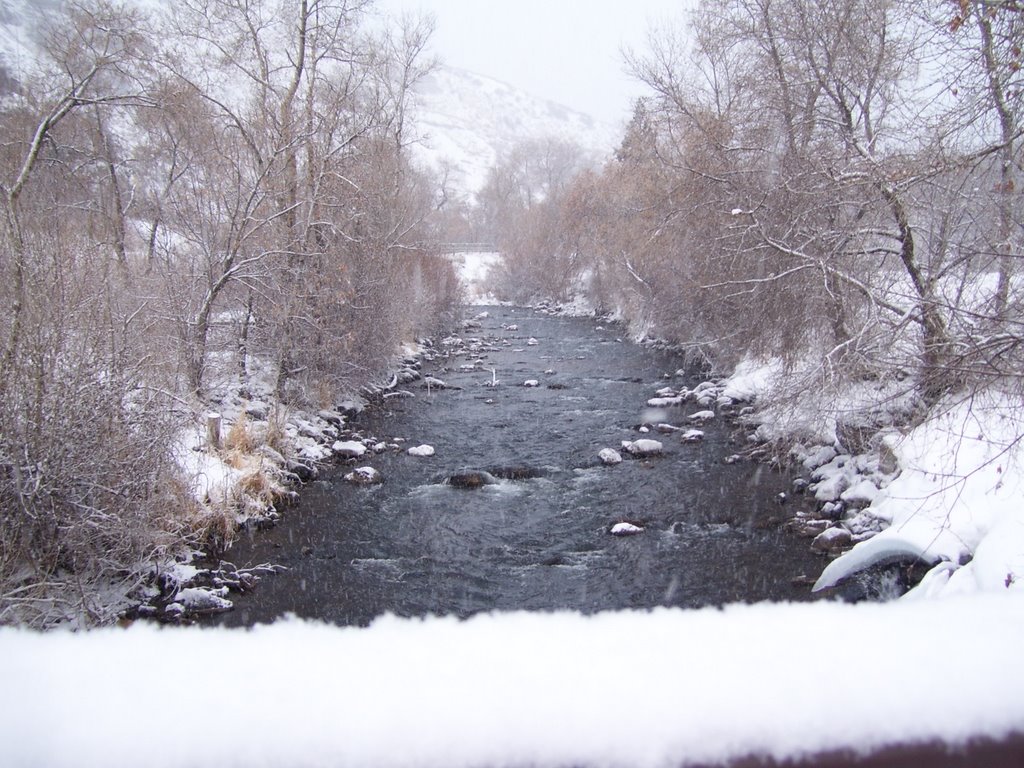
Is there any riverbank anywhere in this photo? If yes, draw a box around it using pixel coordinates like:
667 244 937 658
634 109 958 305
131 341 445 623
534 296 1024 601
715 356 1024 601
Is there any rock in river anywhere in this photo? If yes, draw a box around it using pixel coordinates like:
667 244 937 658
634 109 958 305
811 526 854 555
599 448 623 465
610 522 645 536
333 440 367 459
621 439 664 457
447 470 500 489
345 466 383 485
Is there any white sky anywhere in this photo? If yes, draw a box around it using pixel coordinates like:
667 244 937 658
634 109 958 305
373 0 694 129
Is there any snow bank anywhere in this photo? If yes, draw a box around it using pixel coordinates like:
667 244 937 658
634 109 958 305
721 356 915 446
174 432 241 507
2 598 1022 768
815 391 1024 595
720 357 783 403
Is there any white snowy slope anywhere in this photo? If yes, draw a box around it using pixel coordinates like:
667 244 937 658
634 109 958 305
2 598 1023 768
0 0 61 80
408 66 620 197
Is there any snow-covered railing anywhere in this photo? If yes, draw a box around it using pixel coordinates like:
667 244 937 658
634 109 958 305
2 597 1022 767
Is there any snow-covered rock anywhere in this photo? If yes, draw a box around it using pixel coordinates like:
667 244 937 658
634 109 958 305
173 587 233 615
344 466 383 485
811 526 854 555
841 479 880 506
681 429 705 443
720 358 782 403
812 473 850 503
408 445 435 458
523 380 540 388
332 440 367 459
598 448 623 465
689 410 715 423
621 439 664 457
610 522 644 536
797 445 839 471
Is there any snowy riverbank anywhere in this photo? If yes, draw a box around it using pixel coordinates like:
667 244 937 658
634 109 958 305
718 357 1024 599
145 346 440 622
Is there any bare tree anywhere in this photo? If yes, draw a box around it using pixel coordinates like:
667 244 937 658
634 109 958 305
477 137 594 303
0 0 460 627
0 1 188 627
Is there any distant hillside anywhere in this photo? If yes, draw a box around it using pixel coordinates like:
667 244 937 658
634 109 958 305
408 66 620 199
0 0 61 91
0 5 620 200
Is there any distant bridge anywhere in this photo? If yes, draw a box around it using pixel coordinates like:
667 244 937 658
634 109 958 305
439 242 497 254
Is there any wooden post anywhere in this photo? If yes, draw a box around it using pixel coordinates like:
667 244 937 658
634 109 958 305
206 412 222 450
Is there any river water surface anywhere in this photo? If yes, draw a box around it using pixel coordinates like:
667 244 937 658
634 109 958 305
213 306 826 627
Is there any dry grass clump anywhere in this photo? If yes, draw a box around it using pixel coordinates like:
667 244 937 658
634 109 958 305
224 413 256 453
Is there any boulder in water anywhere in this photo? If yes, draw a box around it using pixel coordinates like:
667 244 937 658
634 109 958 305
811 525 854 555
345 466 383 485
447 470 500 489
621 438 664 456
333 440 367 458
610 522 645 536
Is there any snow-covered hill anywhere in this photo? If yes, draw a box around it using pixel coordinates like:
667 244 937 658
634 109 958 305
0 2 618 197
408 66 620 198
0 0 61 88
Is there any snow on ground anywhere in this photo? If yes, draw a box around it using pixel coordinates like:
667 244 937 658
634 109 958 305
408 66 617 197
173 426 242 508
1 598 1022 768
815 390 1024 596
720 355 1024 599
723 356 914 447
451 251 503 304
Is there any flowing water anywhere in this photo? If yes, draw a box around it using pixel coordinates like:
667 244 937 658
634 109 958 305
211 306 827 627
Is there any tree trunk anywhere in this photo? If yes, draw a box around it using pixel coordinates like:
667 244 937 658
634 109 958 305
880 182 955 402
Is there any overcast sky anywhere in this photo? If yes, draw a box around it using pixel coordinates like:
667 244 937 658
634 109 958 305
373 0 694 130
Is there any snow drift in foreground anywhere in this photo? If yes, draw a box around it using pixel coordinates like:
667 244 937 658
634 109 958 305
3 598 1023 768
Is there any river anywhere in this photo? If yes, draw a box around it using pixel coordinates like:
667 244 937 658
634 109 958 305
210 306 827 627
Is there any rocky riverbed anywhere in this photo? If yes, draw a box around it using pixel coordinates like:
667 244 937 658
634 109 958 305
194 306 848 627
